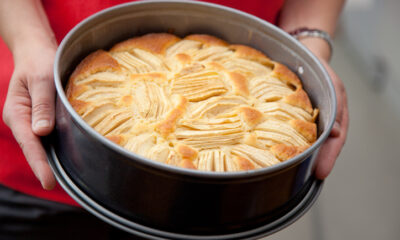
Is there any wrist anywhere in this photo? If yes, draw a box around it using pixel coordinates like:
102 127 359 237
299 37 331 62
288 28 333 62
12 31 57 63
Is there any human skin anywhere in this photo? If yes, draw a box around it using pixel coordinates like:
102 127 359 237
0 0 348 190
279 0 349 179
0 0 58 190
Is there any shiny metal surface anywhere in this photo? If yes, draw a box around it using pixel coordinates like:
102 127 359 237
52 0 336 236
44 140 323 240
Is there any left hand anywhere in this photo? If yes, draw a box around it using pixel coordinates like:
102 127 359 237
300 38 349 179
314 58 349 179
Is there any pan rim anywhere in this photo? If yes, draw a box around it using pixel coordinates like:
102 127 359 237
45 139 324 240
54 0 337 179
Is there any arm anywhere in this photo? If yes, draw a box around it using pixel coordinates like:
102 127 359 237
278 0 349 179
0 0 57 189
279 0 345 61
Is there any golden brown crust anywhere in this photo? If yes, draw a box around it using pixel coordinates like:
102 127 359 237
155 109 183 137
165 151 180 166
70 50 121 82
283 88 314 114
155 96 187 137
228 72 249 97
179 159 197 169
270 144 307 161
289 119 317 143
110 33 181 55
120 95 134 107
243 132 258 147
311 109 319 122
67 32 318 172
230 44 273 66
66 83 90 101
69 99 89 115
238 106 263 128
175 53 192 64
106 135 125 145
235 156 256 170
271 62 302 89
185 34 229 47
206 62 225 71
176 143 198 161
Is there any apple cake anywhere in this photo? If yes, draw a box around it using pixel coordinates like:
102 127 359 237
66 33 318 172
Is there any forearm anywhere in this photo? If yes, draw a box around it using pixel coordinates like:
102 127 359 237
0 0 56 60
278 0 346 61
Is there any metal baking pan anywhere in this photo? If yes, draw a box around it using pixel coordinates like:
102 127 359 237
44 136 323 239
51 0 336 237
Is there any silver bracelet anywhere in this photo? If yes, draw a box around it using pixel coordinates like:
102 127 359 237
289 27 333 60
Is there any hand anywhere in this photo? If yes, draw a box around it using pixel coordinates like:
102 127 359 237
2 41 57 190
299 38 349 179
314 59 349 179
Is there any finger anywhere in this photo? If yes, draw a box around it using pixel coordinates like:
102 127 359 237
330 121 341 137
8 110 56 190
325 65 347 136
314 136 343 179
320 60 345 124
4 79 56 189
315 95 349 179
332 78 345 124
30 75 55 136
339 77 349 133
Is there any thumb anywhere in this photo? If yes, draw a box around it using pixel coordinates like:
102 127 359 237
30 75 55 136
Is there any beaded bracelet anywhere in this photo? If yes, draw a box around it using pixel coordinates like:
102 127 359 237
289 27 334 60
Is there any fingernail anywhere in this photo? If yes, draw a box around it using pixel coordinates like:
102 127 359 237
40 180 47 189
35 120 50 129
331 122 341 137
41 181 51 190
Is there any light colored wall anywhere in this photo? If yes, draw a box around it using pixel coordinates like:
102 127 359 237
265 1 400 239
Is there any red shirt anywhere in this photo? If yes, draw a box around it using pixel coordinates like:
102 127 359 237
0 0 284 206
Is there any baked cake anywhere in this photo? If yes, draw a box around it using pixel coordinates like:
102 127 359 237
66 33 318 172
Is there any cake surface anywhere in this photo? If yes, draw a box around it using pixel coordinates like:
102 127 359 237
66 33 318 172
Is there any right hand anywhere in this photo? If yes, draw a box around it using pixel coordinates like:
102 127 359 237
2 40 57 190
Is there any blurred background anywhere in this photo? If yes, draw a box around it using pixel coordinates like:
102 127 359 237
267 0 400 239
